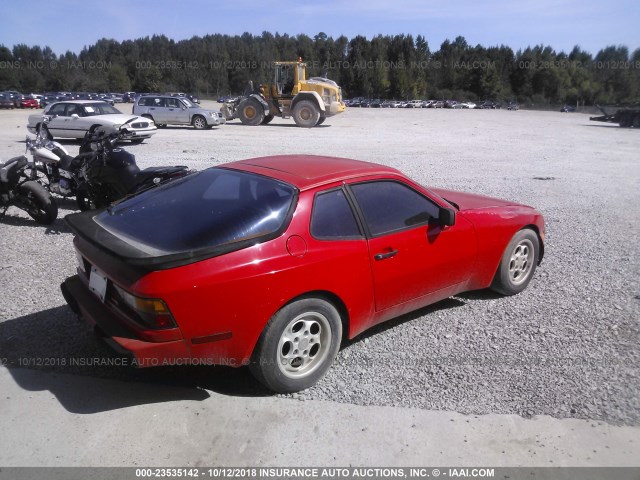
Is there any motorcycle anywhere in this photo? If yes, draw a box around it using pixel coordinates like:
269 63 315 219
0 155 58 224
25 116 93 203
26 118 190 210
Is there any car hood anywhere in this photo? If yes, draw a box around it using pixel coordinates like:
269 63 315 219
429 188 521 211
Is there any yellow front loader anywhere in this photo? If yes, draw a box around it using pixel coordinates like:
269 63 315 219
221 60 345 128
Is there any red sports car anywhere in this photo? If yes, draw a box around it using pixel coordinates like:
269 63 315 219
61 155 545 392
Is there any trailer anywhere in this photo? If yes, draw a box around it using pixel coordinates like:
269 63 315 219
590 105 640 128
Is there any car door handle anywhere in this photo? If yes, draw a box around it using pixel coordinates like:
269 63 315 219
374 250 398 261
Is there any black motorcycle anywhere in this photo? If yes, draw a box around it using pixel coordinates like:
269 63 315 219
75 129 190 210
27 122 190 211
0 155 58 224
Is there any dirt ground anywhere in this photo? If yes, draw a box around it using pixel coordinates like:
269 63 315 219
0 103 639 467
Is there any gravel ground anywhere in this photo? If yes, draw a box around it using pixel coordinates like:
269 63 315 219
0 104 638 425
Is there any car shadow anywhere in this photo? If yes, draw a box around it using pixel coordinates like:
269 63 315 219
344 296 467 347
224 122 331 128
1 290 499 413
0 305 272 413
156 126 221 131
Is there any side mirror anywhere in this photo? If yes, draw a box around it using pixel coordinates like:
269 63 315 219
439 207 456 227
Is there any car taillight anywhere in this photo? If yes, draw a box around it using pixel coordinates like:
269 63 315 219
113 284 176 330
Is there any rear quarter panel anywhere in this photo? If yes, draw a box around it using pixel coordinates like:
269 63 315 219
131 187 375 365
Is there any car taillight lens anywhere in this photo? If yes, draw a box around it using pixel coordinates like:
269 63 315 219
113 284 176 330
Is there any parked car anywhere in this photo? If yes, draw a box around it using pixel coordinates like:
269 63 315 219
452 102 468 109
20 95 40 109
405 100 423 108
432 100 444 108
133 95 225 129
27 100 158 142
123 92 137 103
478 100 502 109
61 155 545 393
506 102 520 111
560 105 576 113
370 99 383 108
3 91 23 108
0 94 15 109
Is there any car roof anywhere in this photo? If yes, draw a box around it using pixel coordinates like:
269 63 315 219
50 100 108 104
225 155 403 191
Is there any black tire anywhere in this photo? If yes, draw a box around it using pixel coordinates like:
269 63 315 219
18 181 58 224
316 116 326 126
490 228 539 296
237 98 265 126
292 100 321 128
250 297 343 393
36 123 53 140
261 114 274 125
192 115 207 130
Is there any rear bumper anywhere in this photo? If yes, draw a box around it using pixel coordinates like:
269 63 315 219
61 274 190 367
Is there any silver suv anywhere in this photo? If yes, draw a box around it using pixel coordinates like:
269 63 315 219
132 96 225 129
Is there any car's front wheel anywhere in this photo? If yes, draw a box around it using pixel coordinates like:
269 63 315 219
250 298 342 393
491 228 540 295
192 115 207 130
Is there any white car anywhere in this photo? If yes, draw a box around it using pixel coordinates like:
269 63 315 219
27 100 157 143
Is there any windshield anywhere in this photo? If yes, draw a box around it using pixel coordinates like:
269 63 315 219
82 103 122 115
181 98 195 108
94 168 297 255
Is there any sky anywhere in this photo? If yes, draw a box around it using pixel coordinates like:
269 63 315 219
2 0 638 56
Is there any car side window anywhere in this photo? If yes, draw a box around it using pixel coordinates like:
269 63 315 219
166 98 179 108
48 103 67 116
311 188 362 240
350 181 440 236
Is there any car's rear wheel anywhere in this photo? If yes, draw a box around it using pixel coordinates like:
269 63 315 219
192 115 207 130
491 228 539 296
250 298 342 393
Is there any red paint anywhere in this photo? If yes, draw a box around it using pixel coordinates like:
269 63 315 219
64 155 545 368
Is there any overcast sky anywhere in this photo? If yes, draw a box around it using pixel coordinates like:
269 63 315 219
2 0 638 56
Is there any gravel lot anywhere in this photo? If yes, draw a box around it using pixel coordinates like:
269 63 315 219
1 104 638 425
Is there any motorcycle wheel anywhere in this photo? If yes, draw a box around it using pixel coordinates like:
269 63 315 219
18 181 58 224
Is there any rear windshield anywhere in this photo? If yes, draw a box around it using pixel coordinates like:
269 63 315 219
94 168 296 255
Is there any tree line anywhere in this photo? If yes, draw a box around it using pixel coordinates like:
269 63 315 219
1 32 638 105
